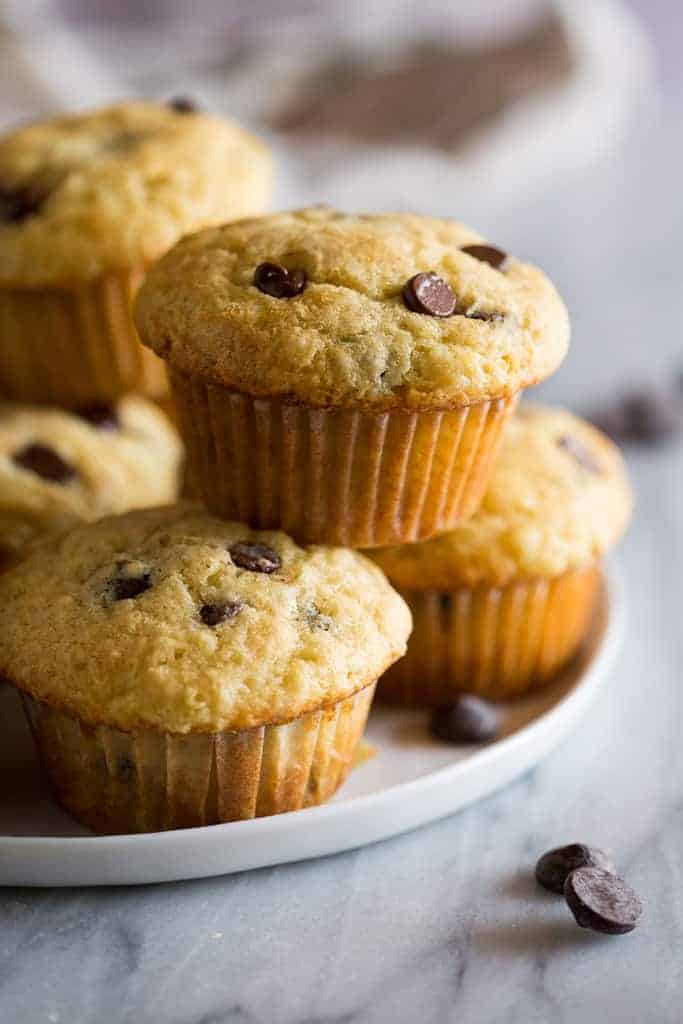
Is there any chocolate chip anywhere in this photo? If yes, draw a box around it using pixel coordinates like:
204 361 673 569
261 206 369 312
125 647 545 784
588 390 682 446
535 844 616 895
200 600 243 626
464 309 505 322
168 96 199 114
12 443 77 483
461 243 509 270
229 541 281 574
0 184 45 224
110 570 153 601
557 435 602 475
76 402 120 431
253 262 307 299
429 695 500 744
402 272 457 317
117 756 136 782
564 867 643 935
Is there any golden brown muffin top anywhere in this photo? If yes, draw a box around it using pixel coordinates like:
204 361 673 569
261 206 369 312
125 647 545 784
135 207 569 410
0 504 411 733
0 101 272 286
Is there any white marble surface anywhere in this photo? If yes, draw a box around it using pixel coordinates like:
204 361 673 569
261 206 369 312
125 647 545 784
1 105 683 1024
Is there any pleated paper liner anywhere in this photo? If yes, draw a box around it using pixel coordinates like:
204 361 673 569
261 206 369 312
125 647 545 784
170 369 517 547
378 566 602 705
0 270 168 406
20 683 375 835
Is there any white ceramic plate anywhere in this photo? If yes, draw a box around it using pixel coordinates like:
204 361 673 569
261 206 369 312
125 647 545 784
0 572 623 887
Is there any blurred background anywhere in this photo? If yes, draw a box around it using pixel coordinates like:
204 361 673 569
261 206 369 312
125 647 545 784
0 0 680 420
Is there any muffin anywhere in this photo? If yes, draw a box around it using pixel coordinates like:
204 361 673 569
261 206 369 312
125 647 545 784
370 405 632 704
0 396 182 567
0 504 411 833
0 100 272 406
134 208 569 547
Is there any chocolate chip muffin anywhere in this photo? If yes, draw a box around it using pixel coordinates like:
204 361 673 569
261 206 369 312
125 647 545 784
0 504 411 832
370 405 632 703
0 100 272 406
0 396 182 567
135 208 569 546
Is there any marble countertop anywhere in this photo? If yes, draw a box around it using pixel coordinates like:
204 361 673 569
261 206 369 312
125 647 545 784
2 104 683 1024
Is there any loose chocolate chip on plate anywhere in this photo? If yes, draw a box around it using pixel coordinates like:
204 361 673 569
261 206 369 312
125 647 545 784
557 435 602 475
76 402 120 431
254 262 307 299
200 600 243 626
403 272 457 318
0 184 45 224
564 867 643 935
430 695 500 744
110 570 153 602
535 844 616 895
12 443 77 483
168 96 199 114
229 541 281 574
461 243 509 271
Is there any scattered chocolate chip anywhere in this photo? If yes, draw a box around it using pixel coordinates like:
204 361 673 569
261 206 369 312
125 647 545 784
0 184 45 224
253 262 307 299
461 243 509 270
402 272 457 317
557 435 602 475
535 844 616 895
109 569 153 602
168 96 199 114
429 695 500 744
229 541 281 574
76 402 120 431
117 756 136 782
200 600 243 627
12 443 77 483
564 867 643 935
588 389 683 446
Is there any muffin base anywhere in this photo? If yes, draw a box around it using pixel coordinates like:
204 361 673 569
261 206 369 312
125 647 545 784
0 271 168 406
378 566 601 704
171 370 516 547
20 684 375 834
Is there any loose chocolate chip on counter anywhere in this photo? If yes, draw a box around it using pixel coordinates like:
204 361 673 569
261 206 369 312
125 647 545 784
200 600 243 626
76 402 120 431
588 389 683 446
460 243 509 270
168 96 199 114
229 541 281 574
109 569 153 602
557 434 602 475
12 443 77 483
535 844 616 895
0 184 45 224
402 272 457 317
564 867 643 935
429 695 500 744
253 262 307 299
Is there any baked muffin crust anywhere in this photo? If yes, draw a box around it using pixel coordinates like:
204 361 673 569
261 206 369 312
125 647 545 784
135 208 569 410
0 504 411 732
0 101 272 286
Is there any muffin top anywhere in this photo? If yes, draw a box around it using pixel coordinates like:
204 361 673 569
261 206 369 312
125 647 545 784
0 101 272 286
371 406 633 587
0 396 182 566
135 207 569 410
0 504 411 733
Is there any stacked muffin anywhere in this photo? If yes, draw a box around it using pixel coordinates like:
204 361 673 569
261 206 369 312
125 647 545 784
0 132 632 835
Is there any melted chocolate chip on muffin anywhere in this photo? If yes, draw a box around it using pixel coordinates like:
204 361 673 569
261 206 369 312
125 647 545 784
12 443 77 483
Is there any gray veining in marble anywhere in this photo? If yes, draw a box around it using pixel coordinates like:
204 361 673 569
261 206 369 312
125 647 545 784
2 46 683 1024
